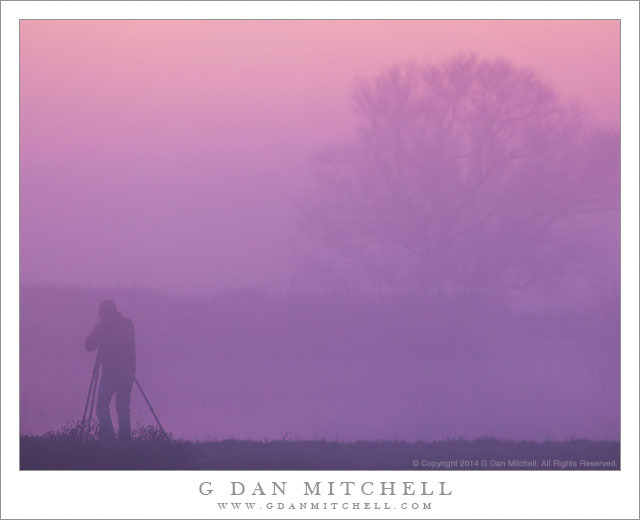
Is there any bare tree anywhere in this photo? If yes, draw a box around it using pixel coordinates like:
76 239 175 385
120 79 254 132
303 55 619 290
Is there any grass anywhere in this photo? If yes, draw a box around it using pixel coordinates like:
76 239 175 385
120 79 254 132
20 422 620 470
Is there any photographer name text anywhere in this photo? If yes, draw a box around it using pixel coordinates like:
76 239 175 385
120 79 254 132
199 480 452 497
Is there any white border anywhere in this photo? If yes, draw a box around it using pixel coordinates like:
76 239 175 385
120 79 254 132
2 2 638 519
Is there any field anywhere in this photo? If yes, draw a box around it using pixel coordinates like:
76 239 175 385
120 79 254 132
20 425 619 470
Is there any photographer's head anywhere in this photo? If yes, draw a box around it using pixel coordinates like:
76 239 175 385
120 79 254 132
98 299 118 321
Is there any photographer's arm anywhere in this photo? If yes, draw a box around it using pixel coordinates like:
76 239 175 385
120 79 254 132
85 323 103 351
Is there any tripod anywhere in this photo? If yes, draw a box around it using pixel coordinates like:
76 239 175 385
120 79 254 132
81 355 169 440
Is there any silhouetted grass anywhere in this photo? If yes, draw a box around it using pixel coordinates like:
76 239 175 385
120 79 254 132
21 423 619 470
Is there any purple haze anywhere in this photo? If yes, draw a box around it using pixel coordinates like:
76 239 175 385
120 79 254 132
20 22 620 441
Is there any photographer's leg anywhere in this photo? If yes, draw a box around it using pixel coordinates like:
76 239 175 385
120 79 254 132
96 376 116 440
115 378 133 440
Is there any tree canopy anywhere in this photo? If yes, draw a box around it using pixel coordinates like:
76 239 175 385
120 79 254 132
304 55 619 291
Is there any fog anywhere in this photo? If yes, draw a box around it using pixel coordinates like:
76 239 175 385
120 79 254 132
19 21 620 441
20 20 619 293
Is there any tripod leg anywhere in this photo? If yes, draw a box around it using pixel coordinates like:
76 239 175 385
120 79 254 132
81 370 95 427
87 365 99 436
134 377 169 440
81 356 99 433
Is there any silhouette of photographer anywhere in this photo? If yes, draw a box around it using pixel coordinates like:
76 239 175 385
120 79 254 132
85 300 136 441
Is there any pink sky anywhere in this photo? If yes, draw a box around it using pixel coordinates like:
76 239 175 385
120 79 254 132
20 20 620 294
